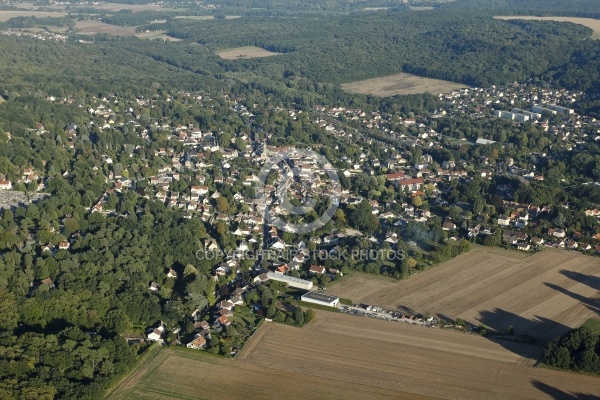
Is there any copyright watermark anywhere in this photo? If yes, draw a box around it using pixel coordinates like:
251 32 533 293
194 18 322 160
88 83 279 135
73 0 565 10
256 147 341 234
195 248 405 262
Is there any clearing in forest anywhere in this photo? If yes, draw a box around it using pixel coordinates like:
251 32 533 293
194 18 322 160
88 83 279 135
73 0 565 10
74 20 136 35
341 72 469 96
216 46 283 60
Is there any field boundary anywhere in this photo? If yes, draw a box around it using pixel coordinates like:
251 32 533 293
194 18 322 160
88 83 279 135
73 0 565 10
104 343 162 399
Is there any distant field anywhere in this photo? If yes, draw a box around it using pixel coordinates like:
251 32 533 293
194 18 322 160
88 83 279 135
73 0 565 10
174 15 241 20
342 72 468 96
328 248 600 344
495 16 600 39
135 30 181 42
0 11 67 21
15 2 184 13
107 346 420 399
236 313 600 399
74 20 136 35
217 46 283 60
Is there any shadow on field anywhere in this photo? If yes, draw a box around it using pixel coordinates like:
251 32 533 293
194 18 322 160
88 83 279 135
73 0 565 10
544 283 600 315
477 308 572 359
531 380 600 400
560 269 600 292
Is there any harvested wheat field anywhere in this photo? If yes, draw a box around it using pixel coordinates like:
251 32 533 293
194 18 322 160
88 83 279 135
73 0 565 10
74 20 136 36
237 313 600 399
328 248 600 344
108 346 424 400
495 16 600 39
217 46 283 60
342 72 468 97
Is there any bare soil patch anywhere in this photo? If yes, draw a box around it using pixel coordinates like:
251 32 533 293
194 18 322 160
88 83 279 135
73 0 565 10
342 72 469 97
217 45 283 60
495 16 600 39
328 248 600 343
238 313 600 399
74 20 136 36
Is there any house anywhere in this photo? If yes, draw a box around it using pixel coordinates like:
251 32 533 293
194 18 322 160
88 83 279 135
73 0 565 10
167 269 178 279
497 215 511 226
217 315 231 327
58 241 70 250
309 265 326 274
194 320 210 332
517 243 531 251
442 221 457 231
218 300 234 310
552 228 566 238
149 282 160 292
0 180 12 190
186 335 206 350
147 325 165 341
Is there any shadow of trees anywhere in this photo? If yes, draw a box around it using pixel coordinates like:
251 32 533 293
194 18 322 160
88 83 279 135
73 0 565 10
559 270 600 292
477 308 572 359
531 380 600 400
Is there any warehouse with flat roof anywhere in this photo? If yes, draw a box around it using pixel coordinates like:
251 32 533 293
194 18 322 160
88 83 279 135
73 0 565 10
301 291 340 307
266 272 313 290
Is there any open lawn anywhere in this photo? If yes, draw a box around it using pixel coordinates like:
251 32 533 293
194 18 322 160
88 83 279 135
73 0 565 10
342 72 469 97
74 20 136 36
235 313 600 399
495 16 600 39
135 30 181 42
217 46 283 60
328 248 600 344
0 11 67 22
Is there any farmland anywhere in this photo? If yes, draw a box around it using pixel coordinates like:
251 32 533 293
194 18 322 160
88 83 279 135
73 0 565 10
217 46 283 60
495 16 600 39
341 72 469 97
15 2 183 13
107 346 421 399
74 20 136 36
0 11 68 22
328 248 600 344
134 31 182 42
237 313 600 399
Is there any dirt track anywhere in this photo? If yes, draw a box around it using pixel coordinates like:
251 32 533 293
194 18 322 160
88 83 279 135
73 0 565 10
237 312 600 399
329 248 600 343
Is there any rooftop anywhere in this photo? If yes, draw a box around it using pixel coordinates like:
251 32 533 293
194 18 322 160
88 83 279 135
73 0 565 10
301 291 339 303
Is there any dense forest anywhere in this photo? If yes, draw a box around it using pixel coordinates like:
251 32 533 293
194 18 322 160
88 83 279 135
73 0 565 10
134 12 600 93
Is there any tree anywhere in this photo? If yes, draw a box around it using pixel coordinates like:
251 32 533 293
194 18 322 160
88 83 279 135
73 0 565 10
412 196 423 208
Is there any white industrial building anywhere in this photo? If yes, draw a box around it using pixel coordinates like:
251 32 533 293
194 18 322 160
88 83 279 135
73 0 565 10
543 104 574 115
532 104 574 116
266 272 313 290
494 110 529 122
301 291 340 307
511 108 542 120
